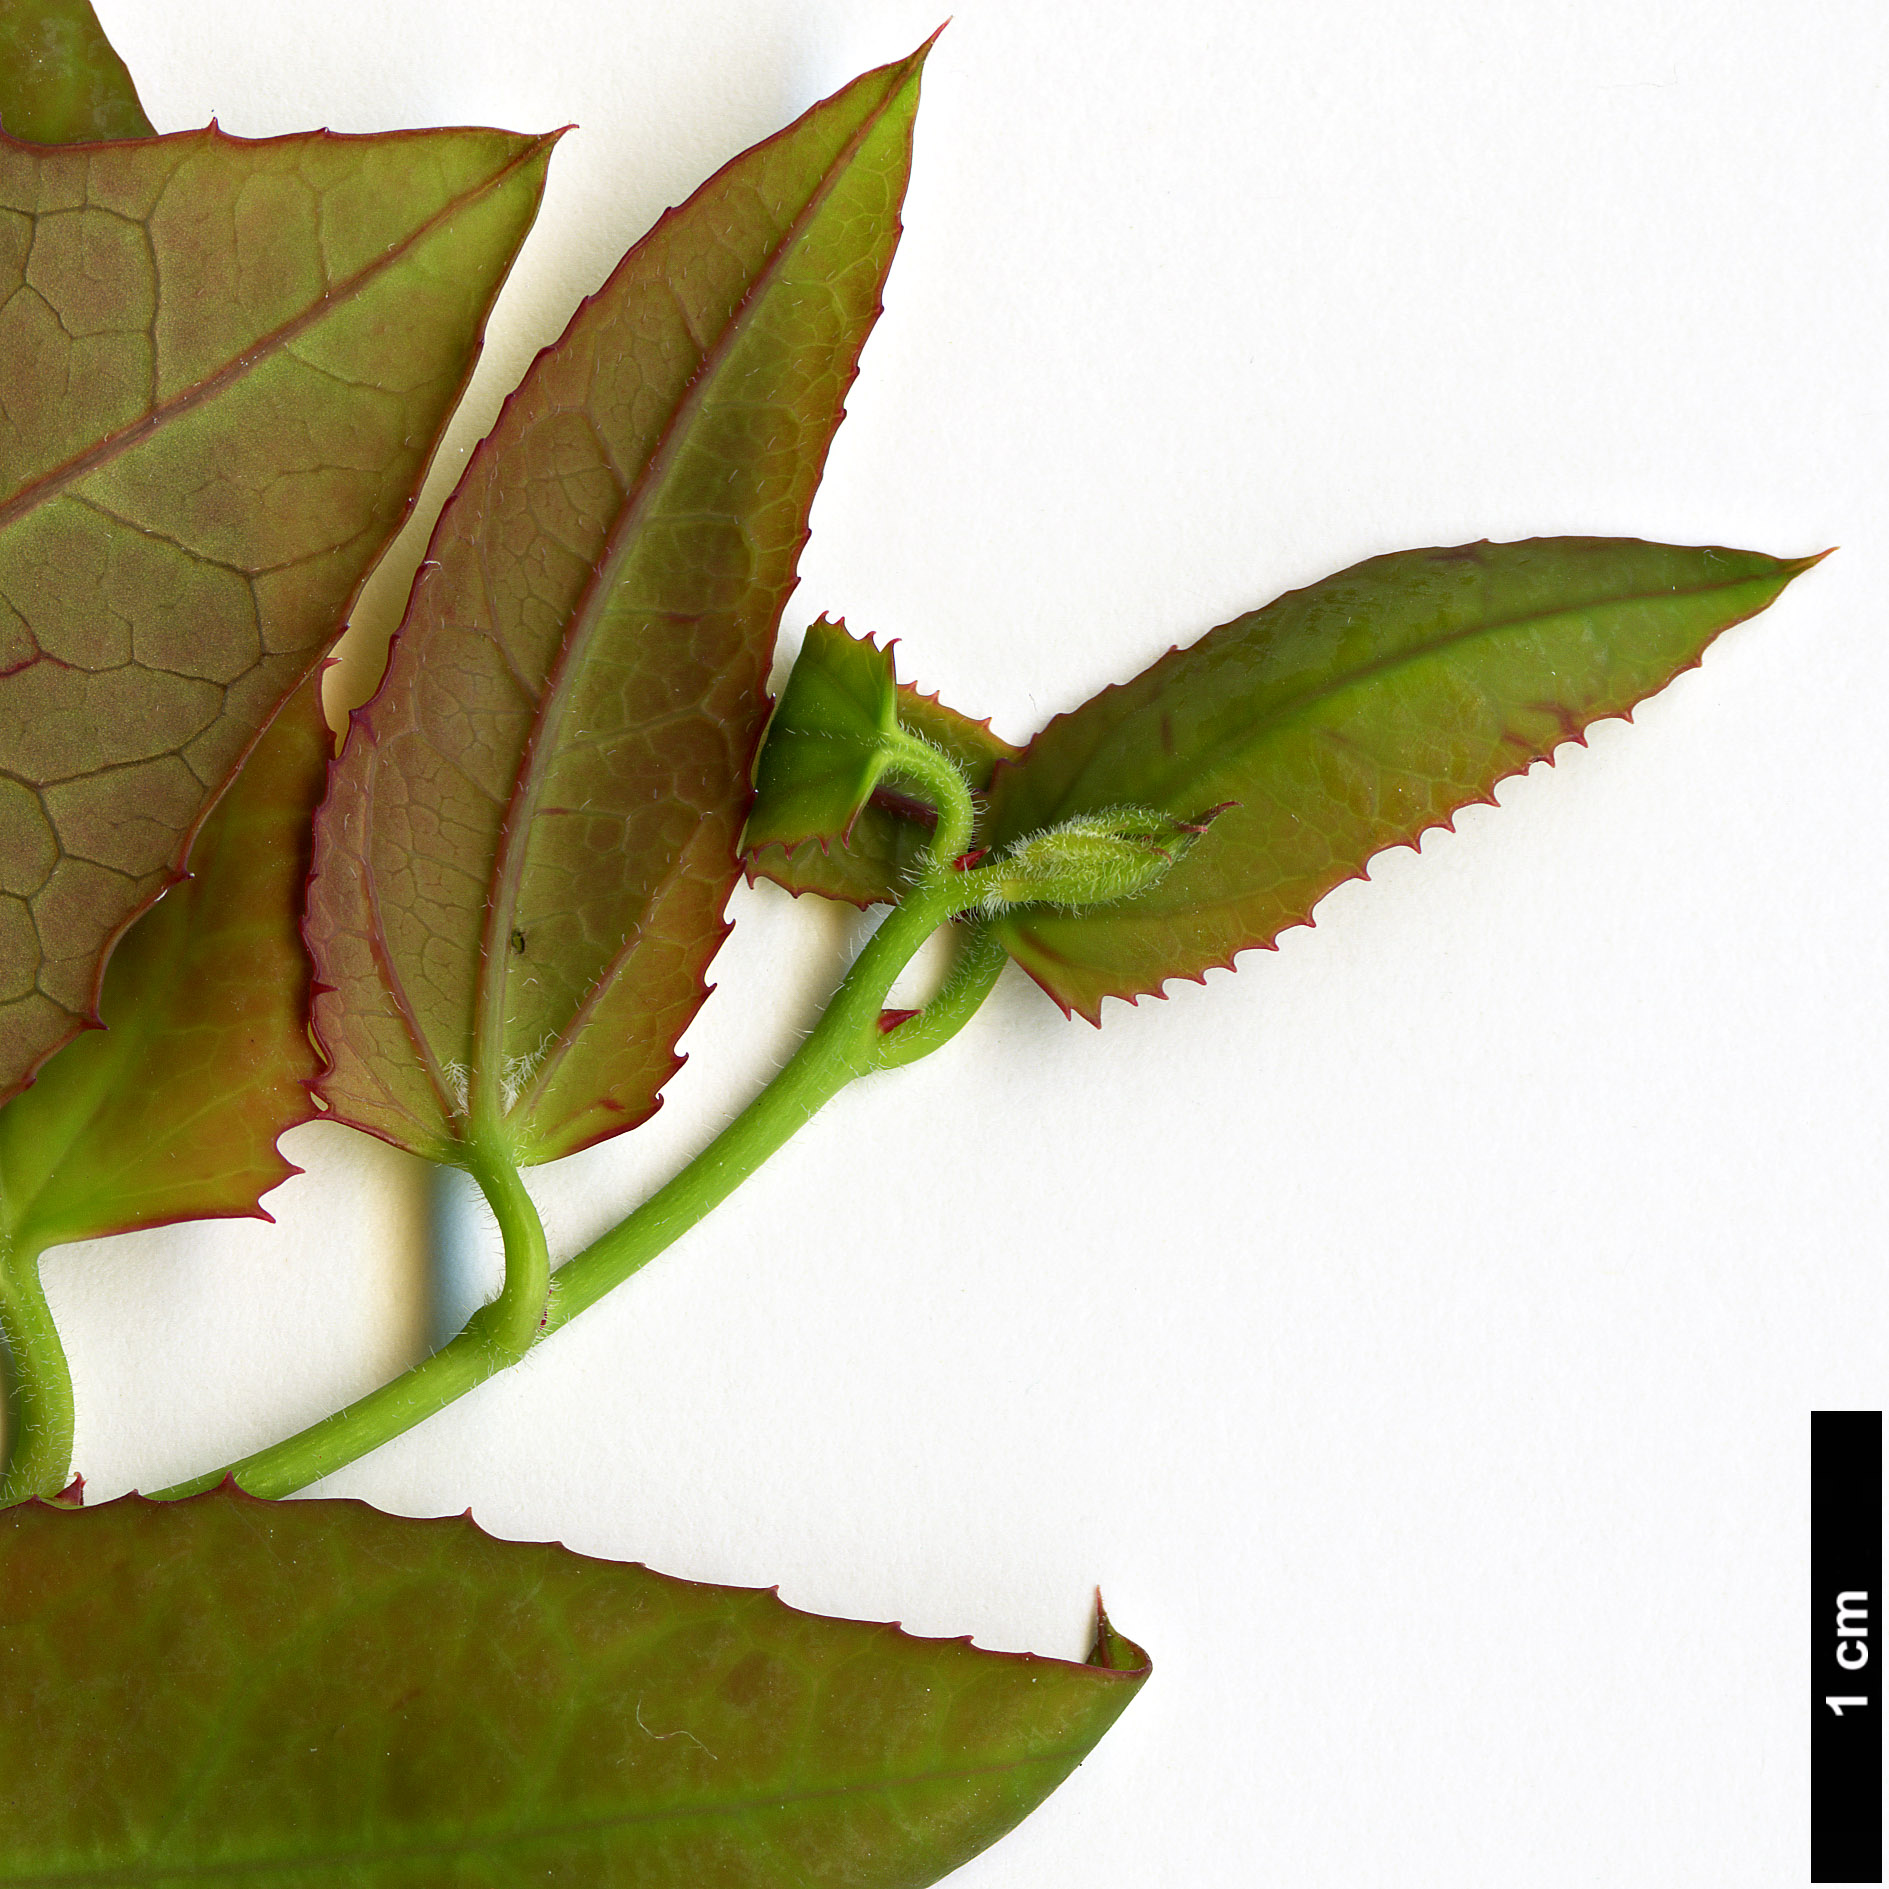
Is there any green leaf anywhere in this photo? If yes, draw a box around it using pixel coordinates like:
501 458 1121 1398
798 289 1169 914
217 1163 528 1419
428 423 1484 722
0 1488 1148 1886
0 672 327 1255
985 538 1822 1020
0 0 153 145
747 639 1019 910
0 119 557 1106
744 616 903 857
307 48 932 1168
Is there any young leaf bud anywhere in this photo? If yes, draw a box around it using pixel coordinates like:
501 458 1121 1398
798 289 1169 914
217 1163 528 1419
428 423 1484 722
978 805 1231 912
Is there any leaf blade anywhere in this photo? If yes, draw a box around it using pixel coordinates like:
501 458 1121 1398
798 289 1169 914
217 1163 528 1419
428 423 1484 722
308 50 932 1165
0 121 556 1103
985 538 1820 1019
0 672 328 1252
0 1489 1147 1887
0 0 153 144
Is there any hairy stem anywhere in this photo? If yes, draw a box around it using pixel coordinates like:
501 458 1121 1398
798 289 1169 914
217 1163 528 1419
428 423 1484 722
156 737 992 1503
877 729 976 863
871 920 1006 1072
0 1237 72 1505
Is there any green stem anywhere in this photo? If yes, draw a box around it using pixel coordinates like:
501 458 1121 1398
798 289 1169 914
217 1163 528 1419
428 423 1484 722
878 730 976 863
871 920 1006 1072
158 1133 549 1502
0 1237 73 1505
461 1131 552 1361
548 871 970 1332
156 731 993 1503
546 731 988 1330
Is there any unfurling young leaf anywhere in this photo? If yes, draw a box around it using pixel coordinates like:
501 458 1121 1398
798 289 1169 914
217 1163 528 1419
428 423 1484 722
307 47 931 1169
746 617 1019 907
743 615 905 856
0 1488 1148 1889
0 115 556 1105
983 538 1821 1020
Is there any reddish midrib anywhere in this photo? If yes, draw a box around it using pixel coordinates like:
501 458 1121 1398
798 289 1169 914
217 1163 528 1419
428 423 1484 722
1039 554 1788 824
0 129 556 538
468 64 918 1125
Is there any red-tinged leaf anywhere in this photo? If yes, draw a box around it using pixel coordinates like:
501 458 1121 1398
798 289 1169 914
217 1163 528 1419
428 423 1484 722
0 1487 1148 1887
747 636 1020 910
984 538 1822 1020
308 48 932 1167
0 672 327 1255
0 120 557 1106
0 0 151 144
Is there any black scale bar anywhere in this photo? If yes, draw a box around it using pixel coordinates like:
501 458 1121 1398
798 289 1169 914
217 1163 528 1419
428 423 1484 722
1814 1411 1882 1883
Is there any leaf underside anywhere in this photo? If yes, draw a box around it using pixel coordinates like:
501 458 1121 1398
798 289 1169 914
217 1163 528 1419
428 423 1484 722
742 617 902 859
0 670 328 1254
985 538 1819 1020
307 48 931 1166
746 633 1019 909
0 0 153 145
0 118 555 1105
0 1489 1147 1888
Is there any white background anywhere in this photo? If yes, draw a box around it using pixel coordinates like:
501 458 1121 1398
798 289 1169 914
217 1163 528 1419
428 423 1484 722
43 3 1889 1882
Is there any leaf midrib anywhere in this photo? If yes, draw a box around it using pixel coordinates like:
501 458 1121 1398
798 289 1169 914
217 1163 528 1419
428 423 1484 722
355 750 462 1144
0 127 555 538
505 813 718 1137
3 1738 1119 1887
469 63 916 1125
1056 563 1786 820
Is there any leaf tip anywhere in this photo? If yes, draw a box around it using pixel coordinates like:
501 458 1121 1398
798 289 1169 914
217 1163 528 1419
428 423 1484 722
1085 1594 1151 1679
